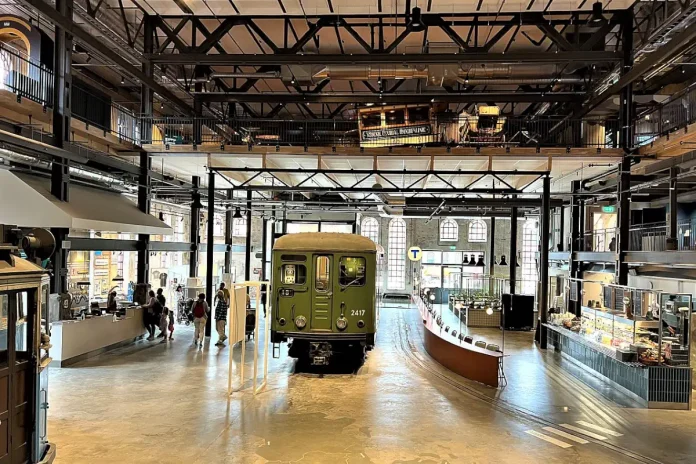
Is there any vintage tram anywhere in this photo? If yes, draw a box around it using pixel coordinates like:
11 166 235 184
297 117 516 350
271 233 378 365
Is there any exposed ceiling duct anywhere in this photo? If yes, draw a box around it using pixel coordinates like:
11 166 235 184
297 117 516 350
310 64 583 86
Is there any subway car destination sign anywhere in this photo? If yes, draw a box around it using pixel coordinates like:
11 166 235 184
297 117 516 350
361 124 432 140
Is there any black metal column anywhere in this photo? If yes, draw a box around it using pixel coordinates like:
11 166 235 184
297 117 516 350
244 190 252 283
668 167 679 248
205 171 215 336
49 0 73 294
261 217 268 281
141 15 155 142
190 176 201 278
539 176 551 349
224 189 233 274
509 206 518 295
137 152 151 283
488 217 496 274
569 180 582 315
616 8 634 286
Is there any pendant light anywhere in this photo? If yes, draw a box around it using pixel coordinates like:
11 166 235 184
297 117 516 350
589 2 606 26
476 255 485 267
408 6 425 31
499 254 508 266
516 252 521 267
463 254 469 264
468 254 477 266
233 207 243 219
493 256 499 265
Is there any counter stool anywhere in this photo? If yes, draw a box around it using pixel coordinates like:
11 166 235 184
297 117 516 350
474 340 487 349
464 336 473 344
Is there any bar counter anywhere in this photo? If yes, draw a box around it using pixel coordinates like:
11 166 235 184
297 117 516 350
50 307 147 367
545 323 692 410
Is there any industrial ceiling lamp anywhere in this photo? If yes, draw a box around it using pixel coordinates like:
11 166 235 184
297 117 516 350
233 207 243 219
468 255 477 266
499 254 508 266
463 254 469 264
494 256 499 265
476 255 485 267
516 252 521 267
590 2 606 26
409 6 426 31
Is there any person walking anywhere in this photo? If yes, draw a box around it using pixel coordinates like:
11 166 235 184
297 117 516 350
214 290 229 347
156 288 167 339
141 290 160 341
219 282 230 304
191 293 209 348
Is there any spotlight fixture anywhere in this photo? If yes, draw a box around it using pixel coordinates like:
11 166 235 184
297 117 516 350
589 2 606 26
408 6 425 31
233 207 243 219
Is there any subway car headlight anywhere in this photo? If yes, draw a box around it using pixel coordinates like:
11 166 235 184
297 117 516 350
357 320 365 329
295 316 307 329
279 317 286 326
336 317 348 331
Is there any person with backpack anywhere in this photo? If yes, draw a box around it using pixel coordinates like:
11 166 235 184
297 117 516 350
192 293 209 347
156 288 167 339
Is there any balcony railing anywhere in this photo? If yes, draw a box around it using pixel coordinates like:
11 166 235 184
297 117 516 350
629 222 668 251
0 44 139 145
635 84 696 147
0 44 53 107
140 115 620 149
582 228 617 252
0 43 625 151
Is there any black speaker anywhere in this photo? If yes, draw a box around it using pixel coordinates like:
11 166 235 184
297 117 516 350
502 293 535 330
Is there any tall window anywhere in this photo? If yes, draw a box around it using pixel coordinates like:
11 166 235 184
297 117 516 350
387 218 407 290
233 217 247 237
361 217 380 244
468 219 487 242
439 218 458 241
522 221 539 295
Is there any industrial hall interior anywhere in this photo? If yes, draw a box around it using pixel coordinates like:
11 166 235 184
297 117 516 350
2 0 696 463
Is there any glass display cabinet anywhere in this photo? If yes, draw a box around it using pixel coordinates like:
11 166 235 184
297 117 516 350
0 248 55 463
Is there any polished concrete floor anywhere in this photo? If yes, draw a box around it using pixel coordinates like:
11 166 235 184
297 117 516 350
48 303 696 464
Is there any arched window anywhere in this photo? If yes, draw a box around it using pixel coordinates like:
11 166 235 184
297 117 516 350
468 219 487 242
361 217 380 244
522 221 539 295
233 217 247 237
439 218 458 242
387 218 407 290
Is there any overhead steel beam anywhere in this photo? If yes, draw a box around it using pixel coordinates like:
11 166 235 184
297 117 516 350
146 51 621 65
574 12 696 118
196 91 582 104
20 0 192 114
212 168 550 176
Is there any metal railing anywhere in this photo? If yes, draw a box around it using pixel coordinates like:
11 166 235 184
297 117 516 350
0 44 139 144
582 228 617 252
140 115 620 149
629 222 668 251
635 84 696 147
0 44 53 107
677 220 696 251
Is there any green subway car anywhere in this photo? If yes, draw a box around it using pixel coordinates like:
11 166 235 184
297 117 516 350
271 232 378 365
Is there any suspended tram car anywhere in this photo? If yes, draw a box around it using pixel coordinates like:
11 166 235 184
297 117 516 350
271 233 379 365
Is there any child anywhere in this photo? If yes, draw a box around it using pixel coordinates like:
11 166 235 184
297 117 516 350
214 289 229 346
168 307 175 341
159 307 169 343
